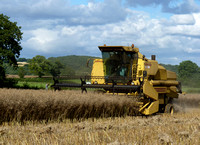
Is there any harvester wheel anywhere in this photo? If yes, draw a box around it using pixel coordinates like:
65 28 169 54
164 104 174 115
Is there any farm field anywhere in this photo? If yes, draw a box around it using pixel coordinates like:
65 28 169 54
0 89 200 144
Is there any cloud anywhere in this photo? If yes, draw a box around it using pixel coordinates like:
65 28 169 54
162 13 200 38
164 0 200 14
185 48 200 53
126 0 165 7
21 9 200 65
0 0 127 26
126 0 200 14
1 0 200 65
170 14 195 25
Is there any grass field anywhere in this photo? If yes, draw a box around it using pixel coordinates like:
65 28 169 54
182 86 200 93
0 89 200 144
9 75 82 89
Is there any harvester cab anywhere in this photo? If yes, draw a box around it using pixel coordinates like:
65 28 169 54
52 44 182 115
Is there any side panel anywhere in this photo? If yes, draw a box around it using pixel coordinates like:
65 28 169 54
143 81 158 100
144 60 158 76
154 65 167 80
167 71 177 80
91 59 105 84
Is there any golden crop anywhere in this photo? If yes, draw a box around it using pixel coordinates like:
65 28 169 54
0 89 139 123
0 89 199 144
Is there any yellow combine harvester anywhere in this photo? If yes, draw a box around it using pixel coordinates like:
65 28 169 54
52 44 182 115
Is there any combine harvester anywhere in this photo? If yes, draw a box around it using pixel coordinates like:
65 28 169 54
52 44 182 115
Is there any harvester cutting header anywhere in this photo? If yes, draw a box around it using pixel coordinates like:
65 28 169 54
52 44 182 115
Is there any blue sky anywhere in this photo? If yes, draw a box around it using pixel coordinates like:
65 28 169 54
1 0 200 65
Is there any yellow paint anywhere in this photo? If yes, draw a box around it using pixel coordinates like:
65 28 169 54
89 45 181 115
142 101 159 115
91 59 105 84
143 81 158 100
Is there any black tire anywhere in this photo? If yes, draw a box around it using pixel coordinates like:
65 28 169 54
164 104 174 114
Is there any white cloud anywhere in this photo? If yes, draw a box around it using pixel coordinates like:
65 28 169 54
24 29 60 53
184 48 200 53
193 13 200 25
170 14 195 25
20 8 200 65
0 0 127 26
1 0 200 65
163 13 200 38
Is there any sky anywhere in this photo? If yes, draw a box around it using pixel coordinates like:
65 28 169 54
1 0 200 65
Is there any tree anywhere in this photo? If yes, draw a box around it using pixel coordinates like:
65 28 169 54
178 60 199 79
0 14 23 85
18 67 25 78
18 58 28 62
60 66 76 76
49 60 64 77
29 55 50 78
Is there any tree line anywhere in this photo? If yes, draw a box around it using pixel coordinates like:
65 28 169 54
5 55 76 78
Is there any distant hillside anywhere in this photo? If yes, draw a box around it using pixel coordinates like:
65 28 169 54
48 55 100 75
5 55 179 77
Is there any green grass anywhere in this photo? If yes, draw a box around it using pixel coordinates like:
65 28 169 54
182 86 200 93
16 77 53 83
14 78 84 90
16 81 47 89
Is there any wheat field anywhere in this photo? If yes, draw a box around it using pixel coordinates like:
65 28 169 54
0 89 139 123
0 89 200 144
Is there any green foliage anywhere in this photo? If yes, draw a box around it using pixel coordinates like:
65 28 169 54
29 55 50 78
18 67 25 78
60 66 76 76
178 60 199 78
0 78 18 88
0 14 23 66
4 63 31 75
18 58 29 62
5 55 98 77
48 55 99 75
177 61 200 88
49 59 64 77
162 61 200 88
29 56 65 77
0 14 23 87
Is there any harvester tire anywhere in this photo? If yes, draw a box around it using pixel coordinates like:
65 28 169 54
164 104 174 115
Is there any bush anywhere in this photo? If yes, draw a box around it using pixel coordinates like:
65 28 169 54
18 67 25 78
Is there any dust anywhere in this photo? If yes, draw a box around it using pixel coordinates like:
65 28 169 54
173 94 200 113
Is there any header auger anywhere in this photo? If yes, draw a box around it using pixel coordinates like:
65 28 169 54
51 44 182 115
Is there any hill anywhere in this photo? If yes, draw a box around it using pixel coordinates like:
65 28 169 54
48 56 180 76
48 55 100 76
5 55 100 76
5 55 179 76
